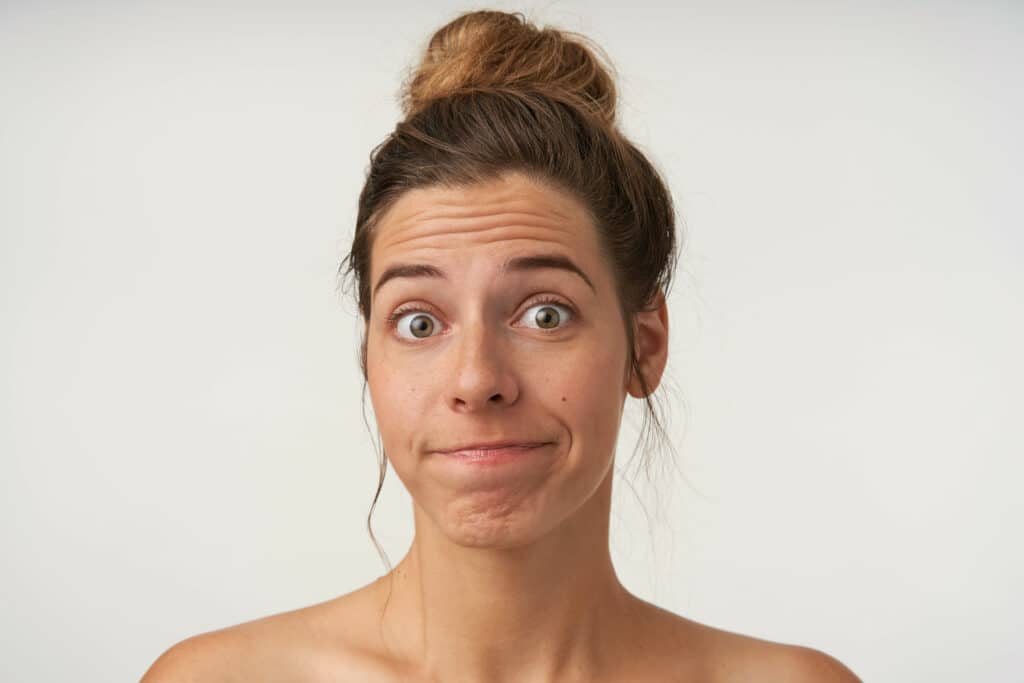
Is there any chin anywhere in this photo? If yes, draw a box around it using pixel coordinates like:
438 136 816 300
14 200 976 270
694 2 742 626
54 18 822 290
439 494 555 549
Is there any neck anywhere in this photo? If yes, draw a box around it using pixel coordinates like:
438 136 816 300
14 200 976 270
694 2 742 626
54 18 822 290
374 468 646 682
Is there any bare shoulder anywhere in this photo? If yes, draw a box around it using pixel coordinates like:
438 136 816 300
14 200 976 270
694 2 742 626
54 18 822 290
740 641 862 682
140 580 393 683
670 614 862 683
140 628 244 683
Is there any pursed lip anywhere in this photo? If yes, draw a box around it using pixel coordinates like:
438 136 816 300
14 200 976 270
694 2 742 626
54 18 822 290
434 440 549 454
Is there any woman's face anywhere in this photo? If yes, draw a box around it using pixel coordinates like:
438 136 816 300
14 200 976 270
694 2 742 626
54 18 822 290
364 171 633 548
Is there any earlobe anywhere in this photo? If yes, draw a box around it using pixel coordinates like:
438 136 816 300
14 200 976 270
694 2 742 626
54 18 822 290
624 290 669 399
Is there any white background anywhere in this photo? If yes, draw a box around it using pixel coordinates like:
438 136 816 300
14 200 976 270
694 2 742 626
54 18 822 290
2 1 1021 681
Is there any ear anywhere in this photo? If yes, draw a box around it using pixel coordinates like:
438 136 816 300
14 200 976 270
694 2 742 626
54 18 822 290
625 289 669 398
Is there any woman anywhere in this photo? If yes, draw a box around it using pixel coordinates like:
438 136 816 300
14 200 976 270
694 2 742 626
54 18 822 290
143 10 860 682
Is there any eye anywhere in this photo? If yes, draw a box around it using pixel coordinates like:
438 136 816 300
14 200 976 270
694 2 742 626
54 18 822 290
519 297 574 331
385 296 576 343
389 308 440 341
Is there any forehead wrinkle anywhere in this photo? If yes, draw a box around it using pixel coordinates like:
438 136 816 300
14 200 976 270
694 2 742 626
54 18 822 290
375 180 590 252
395 192 578 220
381 217 579 253
384 173 583 223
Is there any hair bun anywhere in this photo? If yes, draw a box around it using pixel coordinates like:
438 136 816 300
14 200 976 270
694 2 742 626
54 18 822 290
400 10 618 126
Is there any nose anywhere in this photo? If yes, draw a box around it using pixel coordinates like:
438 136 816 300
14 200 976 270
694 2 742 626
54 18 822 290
448 316 519 413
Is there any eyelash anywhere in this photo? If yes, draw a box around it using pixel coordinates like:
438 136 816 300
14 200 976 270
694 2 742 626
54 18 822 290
385 295 577 340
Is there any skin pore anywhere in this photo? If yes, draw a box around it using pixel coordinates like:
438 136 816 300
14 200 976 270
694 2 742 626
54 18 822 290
361 170 671 682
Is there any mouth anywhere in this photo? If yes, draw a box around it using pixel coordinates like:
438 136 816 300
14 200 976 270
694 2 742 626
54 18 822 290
434 440 550 454
433 442 552 465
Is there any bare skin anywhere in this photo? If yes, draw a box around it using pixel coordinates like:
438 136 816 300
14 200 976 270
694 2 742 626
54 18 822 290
141 172 861 682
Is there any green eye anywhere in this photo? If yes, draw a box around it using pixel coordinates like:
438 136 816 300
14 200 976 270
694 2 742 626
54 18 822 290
524 303 570 330
535 307 559 328
407 314 435 338
390 310 439 340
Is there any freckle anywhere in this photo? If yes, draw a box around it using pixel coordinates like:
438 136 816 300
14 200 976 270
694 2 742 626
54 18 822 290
561 396 567 402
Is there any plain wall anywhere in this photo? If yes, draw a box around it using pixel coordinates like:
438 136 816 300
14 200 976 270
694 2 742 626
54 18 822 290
2 1 1021 681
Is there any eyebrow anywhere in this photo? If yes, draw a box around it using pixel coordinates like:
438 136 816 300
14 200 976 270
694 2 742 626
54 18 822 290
372 253 596 299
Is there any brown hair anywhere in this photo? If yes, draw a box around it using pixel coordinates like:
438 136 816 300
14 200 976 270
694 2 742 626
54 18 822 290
337 10 683 569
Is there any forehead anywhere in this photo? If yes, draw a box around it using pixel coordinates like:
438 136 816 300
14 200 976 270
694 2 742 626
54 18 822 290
369 172 603 279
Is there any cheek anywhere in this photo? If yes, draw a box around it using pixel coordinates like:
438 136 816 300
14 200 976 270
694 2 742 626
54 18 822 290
550 336 628 456
366 349 427 459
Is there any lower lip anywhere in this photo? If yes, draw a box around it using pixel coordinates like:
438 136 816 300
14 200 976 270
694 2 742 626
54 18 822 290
436 443 550 465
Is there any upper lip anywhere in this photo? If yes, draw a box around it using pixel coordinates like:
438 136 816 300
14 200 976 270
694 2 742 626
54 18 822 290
434 440 549 454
